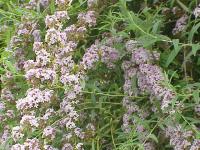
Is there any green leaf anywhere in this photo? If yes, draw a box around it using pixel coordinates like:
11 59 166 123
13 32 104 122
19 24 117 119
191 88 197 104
156 34 171 42
197 58 200 65
188 22 200 43
137 35 158 47
50 0 55 14
196 132 200 139
1 50 12 59
80 79 86 89
191 44 200 56
147 134 159 143
137 34 171 47
4 60 16 73
184 44 200 63
165 39 181 67
119 0 146 34
0 67 5 74
176 0 190 13
193 90 199 103
152 20 162 34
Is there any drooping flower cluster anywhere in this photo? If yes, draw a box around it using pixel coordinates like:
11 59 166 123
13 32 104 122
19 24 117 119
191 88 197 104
0 126 10 145
25 0 50 10
120 40 177 149
81 41 100 70
0 48 17 145
42 126 56 140
20 114 39 128
172 14 188 35
87 0 97 9
125 39 138 53
11 138 41 150
194 104 200 116
193 4 200 18
123 40 174 111
78 11 97 27
8 0 100 149
121 60 138 97
7 9 43 72
11 126 24 142
138 64 175 110
1 67 18 145
81 37 120 70
122 97 155 150
121 60 138 133
16 88 54 111
165 124 200 150
1 87 15 103
25 68 56 83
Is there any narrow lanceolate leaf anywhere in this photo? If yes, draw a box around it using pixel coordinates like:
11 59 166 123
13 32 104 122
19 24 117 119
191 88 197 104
165 39 181 67
137 35 158 47
191 44 200 56
4 60 16 73
176 0 190 13
0 66 5 73
137 34 171 47
148 134 159 143
50 0 56 14
188 22 200 43
193 90 200 103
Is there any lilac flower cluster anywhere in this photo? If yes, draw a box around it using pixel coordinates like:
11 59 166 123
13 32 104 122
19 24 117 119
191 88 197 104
123 40 174 111
138 64 175 110
64 25 87 41
122 98 155 150
9 16 39 71
45 11 69 29
20 114 39 128
194 104 200 116
121 60 139 133
121 60 138 96
44 13 85 148
193 4 200 18
122 37 200 150
26 0 50 10
121 40 177 149
11 126 24 142
8 0 100 149
125 39 138 53
16 88 54 111
87 0 97 9
165 124 200 150
122 38 197 149
121 45 157 149
78 11 97 27
122 97 139 132
172 15 188 35
11 138 41 150
55 0 72 10
101 45 119 68
25 68 56 83
81 41 100 70
24 45 56 84
0 70 18 145
1 87 15 102
42 126 56 140
81 38 120 70
0 126 10 145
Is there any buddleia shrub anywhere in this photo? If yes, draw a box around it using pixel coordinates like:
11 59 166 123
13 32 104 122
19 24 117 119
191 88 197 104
1 0 200 150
